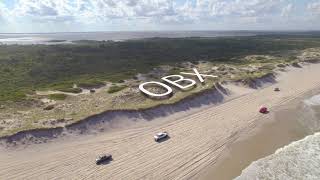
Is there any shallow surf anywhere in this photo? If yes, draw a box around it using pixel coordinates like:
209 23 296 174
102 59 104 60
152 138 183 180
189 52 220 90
235 93 320 179
201 91 320 180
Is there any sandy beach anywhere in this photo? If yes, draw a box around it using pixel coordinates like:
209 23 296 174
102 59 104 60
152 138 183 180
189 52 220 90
1 63 320 180
199 92 316 180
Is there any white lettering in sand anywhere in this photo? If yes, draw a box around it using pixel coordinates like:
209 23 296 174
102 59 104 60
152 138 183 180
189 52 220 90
139 68 218 98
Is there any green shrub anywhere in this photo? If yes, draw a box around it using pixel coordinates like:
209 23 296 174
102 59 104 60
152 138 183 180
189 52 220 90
0 90 26 102
57 87 82 93
48 94 67 100
259 64 275 71
77 80 105 88
107 85 127 93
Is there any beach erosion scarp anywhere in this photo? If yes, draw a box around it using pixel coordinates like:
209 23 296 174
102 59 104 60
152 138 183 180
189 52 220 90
0 72 274 147
0 63 320 179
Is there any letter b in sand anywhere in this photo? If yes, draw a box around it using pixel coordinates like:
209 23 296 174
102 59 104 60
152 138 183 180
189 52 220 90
161 75 196 90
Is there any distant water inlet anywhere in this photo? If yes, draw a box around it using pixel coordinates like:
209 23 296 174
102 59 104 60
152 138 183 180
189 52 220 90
0 31 260 44
0 37 71 45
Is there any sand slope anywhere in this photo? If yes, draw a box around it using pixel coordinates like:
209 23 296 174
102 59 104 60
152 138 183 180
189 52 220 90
1 64 320 180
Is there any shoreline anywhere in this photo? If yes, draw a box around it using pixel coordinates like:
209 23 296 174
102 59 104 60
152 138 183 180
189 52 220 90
198 88 319 180
1 63 320 179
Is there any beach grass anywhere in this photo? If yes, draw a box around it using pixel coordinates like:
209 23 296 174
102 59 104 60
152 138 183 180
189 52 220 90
48 94 68 100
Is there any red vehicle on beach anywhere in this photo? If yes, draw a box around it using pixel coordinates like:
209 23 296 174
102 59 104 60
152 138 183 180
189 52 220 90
259 107 268 114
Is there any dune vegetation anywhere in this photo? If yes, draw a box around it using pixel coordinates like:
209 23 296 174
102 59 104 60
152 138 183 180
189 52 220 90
1 35 320 102
1 35 320 137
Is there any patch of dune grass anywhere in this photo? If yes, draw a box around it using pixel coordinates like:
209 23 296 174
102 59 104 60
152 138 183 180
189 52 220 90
107 85 127 93
57 87 82 93
48 93 68 100
259 64 275 71
77 79 105 88
232 70 273 81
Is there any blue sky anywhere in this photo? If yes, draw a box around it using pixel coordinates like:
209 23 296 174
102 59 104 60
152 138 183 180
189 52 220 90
0 0 320 33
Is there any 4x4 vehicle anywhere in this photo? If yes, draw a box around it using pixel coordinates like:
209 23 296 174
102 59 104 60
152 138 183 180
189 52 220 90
95 154 112 165
154 132 168 142
259 107 268 114
274 87 280 91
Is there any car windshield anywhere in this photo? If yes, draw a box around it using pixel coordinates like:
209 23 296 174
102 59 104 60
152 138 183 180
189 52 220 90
157 133 164 136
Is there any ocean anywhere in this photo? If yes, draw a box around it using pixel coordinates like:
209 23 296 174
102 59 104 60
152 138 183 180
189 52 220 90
235 93 320 179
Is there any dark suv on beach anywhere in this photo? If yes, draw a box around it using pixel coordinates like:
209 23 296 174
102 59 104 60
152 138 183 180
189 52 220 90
95 154 112 165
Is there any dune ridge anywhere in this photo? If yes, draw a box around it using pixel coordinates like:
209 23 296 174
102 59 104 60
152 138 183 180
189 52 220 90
0 71 276 147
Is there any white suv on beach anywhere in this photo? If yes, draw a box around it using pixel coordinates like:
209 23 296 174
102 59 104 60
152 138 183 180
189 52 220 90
154 132 168 142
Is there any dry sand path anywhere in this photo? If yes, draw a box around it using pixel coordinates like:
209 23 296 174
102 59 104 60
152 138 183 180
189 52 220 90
1 64 320 180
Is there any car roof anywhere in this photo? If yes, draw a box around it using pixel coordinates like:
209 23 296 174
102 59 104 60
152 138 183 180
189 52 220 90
98 153 111 157
156 132 166 135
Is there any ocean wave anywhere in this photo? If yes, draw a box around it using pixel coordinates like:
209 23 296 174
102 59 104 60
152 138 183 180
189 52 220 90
301 94 320 132
304 94 320 106
235 132 320 180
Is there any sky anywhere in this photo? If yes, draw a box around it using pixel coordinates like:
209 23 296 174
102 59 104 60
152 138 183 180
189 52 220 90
0 0 319 33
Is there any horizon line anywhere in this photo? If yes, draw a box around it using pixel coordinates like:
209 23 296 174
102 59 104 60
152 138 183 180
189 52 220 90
1 30 320 34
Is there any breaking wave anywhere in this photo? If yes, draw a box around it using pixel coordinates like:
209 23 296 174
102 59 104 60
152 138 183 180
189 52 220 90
304 94 320 106
235 132 320 180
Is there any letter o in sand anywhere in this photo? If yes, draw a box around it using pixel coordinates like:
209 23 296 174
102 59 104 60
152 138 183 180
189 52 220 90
139 81 173 98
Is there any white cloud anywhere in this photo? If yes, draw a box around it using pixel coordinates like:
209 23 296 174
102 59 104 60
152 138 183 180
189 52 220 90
0 0 319 32
0 2 9 21
183 0 285 17
0 8 4 22
308 1 320 15
4 0 290 23
281 3 293 17
80 0 178 22
171 0 290 26
10 0 76 23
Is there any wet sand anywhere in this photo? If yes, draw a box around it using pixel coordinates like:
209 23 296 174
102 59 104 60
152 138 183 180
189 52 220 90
200 93 317 180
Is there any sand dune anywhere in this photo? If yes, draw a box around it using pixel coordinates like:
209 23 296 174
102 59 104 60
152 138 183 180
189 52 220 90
1 63 320 180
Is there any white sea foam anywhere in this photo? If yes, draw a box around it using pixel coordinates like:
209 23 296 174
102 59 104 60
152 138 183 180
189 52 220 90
301 94 320 132
235 132 320 180
304 94 320 106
